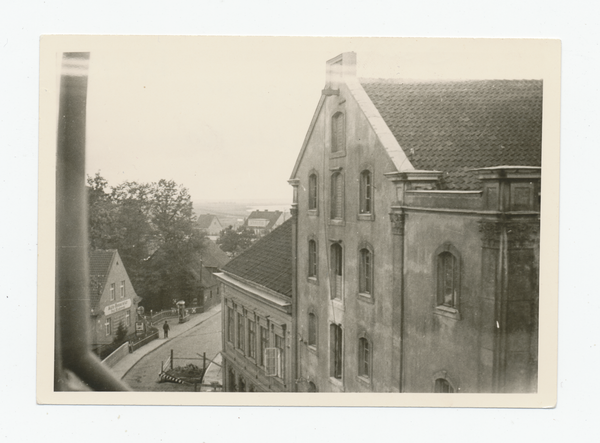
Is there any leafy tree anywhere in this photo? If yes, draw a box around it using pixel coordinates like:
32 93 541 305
87 174 205 311
113 321 128 345
217 225 258 255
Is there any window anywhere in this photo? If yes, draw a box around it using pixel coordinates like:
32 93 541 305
437 248 460 310
259 326 268 366
330 243 343 300
227 306 234 343
358 337 371 379
330 324 343 379
126 310 131 327
359 170 372 214
308 239 318 278
120 280 125 298
330 172 343 220
435 378 455 393
237 312 245 352
275 334 285 379
248 319 256 359
359 248 373 296
105 317 112 336
308 313 317 348
308 173 318 211
110 283 115 301
331 112 345 153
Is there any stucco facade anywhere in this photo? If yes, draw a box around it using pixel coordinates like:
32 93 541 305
288 52 540 393
89 250 140 347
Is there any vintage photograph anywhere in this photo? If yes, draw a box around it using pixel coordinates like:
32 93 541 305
38 36 560 405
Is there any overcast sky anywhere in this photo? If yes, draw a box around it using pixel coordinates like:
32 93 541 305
50 37 554 205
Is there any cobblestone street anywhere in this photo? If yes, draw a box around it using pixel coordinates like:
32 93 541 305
122 309 222 391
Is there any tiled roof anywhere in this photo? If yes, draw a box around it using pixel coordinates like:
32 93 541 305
245 210 282 229
223 218 293 298
89 249 116 309
197 214 219 229
200 238 230 269
360 79 543 190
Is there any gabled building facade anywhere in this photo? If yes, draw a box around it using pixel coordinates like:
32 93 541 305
89 249 140 350
197 214 223 237
288 53 541 393
244 210 286 238
217 219 294 392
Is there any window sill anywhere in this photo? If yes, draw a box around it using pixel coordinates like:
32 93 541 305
434 305 461 320
357 375 371 388
357 213 374 221
329 376 344 389
358 293 374 304
307 344 317 354
307 276 318 285
329 219 345 227
308 209 319 217
330 151 346 160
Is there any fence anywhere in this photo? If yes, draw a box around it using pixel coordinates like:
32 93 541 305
130 330 159 353
101 342 130 368
149 307 202 324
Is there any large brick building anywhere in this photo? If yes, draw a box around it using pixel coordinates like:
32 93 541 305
287 52 541 393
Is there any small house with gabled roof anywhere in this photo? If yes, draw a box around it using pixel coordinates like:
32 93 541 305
89 249 140 349
196 214 223 237
243 210 285 237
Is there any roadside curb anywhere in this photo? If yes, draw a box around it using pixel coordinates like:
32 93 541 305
120 307 221 380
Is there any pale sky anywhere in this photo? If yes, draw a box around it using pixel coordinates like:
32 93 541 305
66 37 555 204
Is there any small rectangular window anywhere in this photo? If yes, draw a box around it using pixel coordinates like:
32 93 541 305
227 306 234 343
358 337 370 378
308 313 317 348
105 318 112 336
237 312 245 352
110 283 115 301
259 326 268 366
120 280 125 298
126 310 131 327
330 324 343 379
275 334 285 379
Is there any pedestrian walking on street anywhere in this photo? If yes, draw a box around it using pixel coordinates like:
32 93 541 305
163 320 170 339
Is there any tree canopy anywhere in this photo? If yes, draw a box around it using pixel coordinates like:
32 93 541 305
87 173 205 311
216 225 258 256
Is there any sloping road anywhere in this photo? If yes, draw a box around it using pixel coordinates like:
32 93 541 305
123 310 222 391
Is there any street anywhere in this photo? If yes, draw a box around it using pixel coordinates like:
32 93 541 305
122 310 222 391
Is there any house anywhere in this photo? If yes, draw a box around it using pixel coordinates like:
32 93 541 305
217 219 294 392
197 238 230 311
89 249 140 351
287 52 541 393
243 210 285 237
196 213 223 237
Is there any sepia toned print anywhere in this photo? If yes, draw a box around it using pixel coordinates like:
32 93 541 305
38 36 560 406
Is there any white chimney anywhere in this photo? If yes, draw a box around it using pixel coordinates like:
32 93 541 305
325 52 357 90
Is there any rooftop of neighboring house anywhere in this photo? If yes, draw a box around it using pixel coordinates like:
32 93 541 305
196 213 221 230
222 218 293 298
199 237 230 269
89 249 117 309
359 78 542 190
244 210 283 230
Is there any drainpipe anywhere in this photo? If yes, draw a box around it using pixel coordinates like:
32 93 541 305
288 179 300 392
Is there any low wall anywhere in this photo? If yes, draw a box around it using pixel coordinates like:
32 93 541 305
101 342 130 368
131 330 159 353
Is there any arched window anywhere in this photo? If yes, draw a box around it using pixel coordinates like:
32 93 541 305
359 247 373 295
330 172 343 220
358 336 371 379
434 378 455 393
330 243 343 300
308 239 318 278
308 312 317 348
331 112 345 153
330 323 343 379
437 251 458 308
359 170 372 214
308 173 318 211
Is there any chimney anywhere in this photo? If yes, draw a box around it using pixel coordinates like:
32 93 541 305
325 52 357 90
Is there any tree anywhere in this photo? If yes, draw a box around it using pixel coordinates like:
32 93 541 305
113 321 128 346
217 225 258 255
87 174 205 311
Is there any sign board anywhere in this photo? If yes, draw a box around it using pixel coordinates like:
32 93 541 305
135 322 145 336
104 298 132 316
